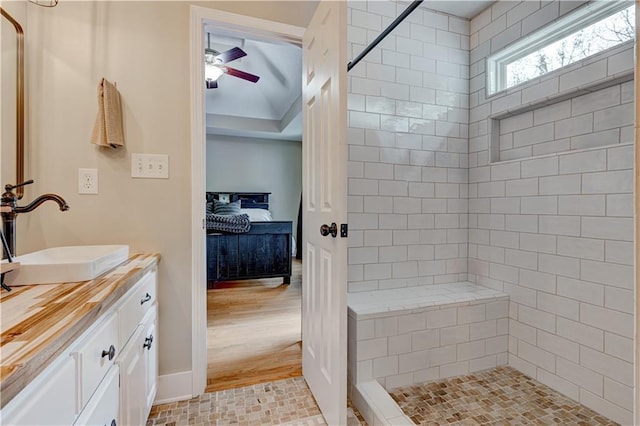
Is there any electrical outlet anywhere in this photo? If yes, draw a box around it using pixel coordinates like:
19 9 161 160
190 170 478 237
78 168 98 194
131 153 169 179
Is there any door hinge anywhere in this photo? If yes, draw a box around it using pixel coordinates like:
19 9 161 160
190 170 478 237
202 218 205 230
340 223 348 238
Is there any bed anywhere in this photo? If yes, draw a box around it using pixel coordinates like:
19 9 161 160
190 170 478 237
206 192 292 288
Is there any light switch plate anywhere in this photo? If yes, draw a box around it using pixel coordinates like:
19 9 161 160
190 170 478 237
131 153 169 179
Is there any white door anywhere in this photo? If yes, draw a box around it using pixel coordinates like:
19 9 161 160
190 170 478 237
302 1 348 425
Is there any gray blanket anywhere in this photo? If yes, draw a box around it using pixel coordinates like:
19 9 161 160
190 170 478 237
206 213 251 233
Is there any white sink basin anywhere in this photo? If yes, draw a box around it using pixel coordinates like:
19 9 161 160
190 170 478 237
3 245 129 286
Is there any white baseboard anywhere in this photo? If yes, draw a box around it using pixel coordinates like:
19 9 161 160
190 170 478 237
155 370 193 405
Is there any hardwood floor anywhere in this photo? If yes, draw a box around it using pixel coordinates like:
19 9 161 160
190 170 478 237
206 260 302 392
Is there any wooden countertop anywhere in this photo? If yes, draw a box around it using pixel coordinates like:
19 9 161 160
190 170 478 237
0 253 160 409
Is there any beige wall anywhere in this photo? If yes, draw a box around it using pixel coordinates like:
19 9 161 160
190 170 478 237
7 1 316 377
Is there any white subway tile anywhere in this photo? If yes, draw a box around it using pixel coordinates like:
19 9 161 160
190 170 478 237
520 233 556 254
373 355 399 378
556 357 603 396
380 180 408 196
571 85 620 116
394 197 422 214
581 217 633 241
604 378 633 412
521 157 558 178
580 345 633 387
411 329 440 351
518 305 555 333
607 194 633 217
558 195 605 216
408 214 435 230
440 324 470 346
593 103 634 132
349 247 379 265
539 216 580 236
519 269 556 294
533 100 571 125
583 170 633 194
539 253 580 278
505 215 538 233
605 241 633 266
392 261 419 279
505 178 539 197
458 304 486 324
518 341 555 372
607 144 634 171
580 260 633 290
559 59 607 92
357 337 388 361
364 263 392 280
559 150 606 174
604 332 633 363
521 196 557 215
398 349 430 374
429 345 457 366
537 369 579 401
537 292 579 321
388 334 412 355
604 287 633 314
557 277 604 306
469 320 497 340
407 245 434 261
580 303 633 338
557 317 603 351
457 340 485 361
538 174 580 195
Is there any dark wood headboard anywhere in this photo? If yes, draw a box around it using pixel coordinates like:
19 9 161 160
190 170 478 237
206 192 270 210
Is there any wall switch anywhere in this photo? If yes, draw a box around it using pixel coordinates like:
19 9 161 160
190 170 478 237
78 168 98 194
131 153 169 179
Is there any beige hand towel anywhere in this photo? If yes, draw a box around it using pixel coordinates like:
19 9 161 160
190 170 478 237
91 78 124 148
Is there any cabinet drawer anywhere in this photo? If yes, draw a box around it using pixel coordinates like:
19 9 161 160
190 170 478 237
118 270 156 348
74 365 119 426
74 312 118 407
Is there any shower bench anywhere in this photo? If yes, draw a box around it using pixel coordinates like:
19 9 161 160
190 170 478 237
347 282 509 391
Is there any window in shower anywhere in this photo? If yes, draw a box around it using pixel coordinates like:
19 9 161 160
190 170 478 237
486 1 635 95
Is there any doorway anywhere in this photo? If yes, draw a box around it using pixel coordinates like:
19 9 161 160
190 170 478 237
199 17 304 393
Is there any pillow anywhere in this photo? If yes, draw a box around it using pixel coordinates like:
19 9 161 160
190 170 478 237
240 208 272 222
206 202 213 214
213 199 241 215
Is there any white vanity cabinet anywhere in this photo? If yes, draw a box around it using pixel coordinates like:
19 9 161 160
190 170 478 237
0 266 158 426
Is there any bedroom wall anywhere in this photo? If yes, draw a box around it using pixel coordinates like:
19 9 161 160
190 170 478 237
467 1 634 424
347 0 470 293
11 0 316 383
205 135 302 232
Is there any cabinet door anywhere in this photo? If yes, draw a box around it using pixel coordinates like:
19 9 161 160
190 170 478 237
142 305 158 417
74 365 119 426
118 325 146 426
1 355 77 425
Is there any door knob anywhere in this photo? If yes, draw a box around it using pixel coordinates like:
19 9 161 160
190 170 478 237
320 223 337 238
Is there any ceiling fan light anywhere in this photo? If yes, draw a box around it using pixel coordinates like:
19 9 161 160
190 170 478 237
205 64 224 81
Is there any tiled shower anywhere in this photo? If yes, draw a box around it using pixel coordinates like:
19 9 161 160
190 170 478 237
346 1 635 424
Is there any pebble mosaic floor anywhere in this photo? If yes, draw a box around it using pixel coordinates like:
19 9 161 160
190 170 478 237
389 366 618 425
146 377 366 425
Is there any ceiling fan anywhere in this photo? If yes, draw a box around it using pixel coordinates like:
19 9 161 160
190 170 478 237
204 35 260 89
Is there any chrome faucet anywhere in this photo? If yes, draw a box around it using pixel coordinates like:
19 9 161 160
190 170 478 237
1 179 69 258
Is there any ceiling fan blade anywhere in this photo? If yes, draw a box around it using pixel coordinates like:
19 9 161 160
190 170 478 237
205 79 218 89
216 47 247 64
225 66 260 83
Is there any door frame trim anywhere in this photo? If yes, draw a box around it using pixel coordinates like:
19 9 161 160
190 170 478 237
189 5 305 396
